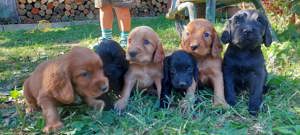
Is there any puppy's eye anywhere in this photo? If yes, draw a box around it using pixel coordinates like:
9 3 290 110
203 32 210 38
128 38 132 44
170 69 176 74
144 39 150 45
257 17 265 24
186 68 193 73
186 32 190 36
80 71 90 78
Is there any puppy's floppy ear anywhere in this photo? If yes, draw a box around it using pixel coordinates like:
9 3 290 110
221 20 231 44
153 42 165 63
211 30 223 57
48 64 74 104
160 56 172 108
263 22 272 47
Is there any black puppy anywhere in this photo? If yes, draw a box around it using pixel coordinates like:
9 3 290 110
160 50 198 108
221 10 272 115
94 39 129 93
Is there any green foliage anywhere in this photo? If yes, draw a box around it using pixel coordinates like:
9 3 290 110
0 16 299 134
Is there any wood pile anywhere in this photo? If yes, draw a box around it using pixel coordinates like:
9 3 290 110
131 0 168 17
17 0 98 23
17 0 168 24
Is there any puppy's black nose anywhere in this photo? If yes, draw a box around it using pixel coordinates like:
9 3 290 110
129 51 137 58
100 85 108 92
242 28 253 34
190 45 199 51
179 82 188 88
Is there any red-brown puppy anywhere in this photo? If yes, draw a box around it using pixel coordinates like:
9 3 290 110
114 26 165 111
181 19 227 106
23 47 109 133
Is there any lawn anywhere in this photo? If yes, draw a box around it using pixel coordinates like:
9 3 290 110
0 16 299 134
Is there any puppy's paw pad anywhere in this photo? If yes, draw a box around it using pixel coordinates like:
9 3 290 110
114 99 127 112
43 121 63 133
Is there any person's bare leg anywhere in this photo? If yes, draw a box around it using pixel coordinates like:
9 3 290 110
99 5 113 40
114 7 131 47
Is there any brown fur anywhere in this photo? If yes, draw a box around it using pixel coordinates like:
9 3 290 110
114 26 165 111
23 47 109 133
181 19 227 106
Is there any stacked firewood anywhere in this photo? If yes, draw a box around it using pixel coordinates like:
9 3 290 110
17 0 168 24
18 0 98 23
131 0 168 17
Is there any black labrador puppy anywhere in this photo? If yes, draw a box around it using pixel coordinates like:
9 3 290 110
221 10 272 115
160 50 198 108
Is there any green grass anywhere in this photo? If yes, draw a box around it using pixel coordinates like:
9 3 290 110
0 16 299 134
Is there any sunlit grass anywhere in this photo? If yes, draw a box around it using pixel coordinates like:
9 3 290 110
0 16 299 134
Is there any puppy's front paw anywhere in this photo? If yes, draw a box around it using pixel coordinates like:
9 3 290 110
92 100 105 111
43 121 63 133
213 98 229 108
26 107 38 113
179 99 193 113
114 99 127 112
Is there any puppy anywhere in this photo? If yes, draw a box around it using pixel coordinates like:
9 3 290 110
114 26 165 111
23 47 109 133
94 40 129 109
94 39 129 92
221 10 272 115
181 19 227 106
160 50 198 108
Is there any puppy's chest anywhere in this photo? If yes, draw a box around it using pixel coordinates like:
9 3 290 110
135 67 161 88
197 63 213 83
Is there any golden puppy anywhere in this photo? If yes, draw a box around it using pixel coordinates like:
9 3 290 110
114 26 165 111
23 47 109 133
181 19 227 106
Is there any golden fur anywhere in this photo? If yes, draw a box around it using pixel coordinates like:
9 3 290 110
114 26 165 111
181 19 227 106
23 47 109 133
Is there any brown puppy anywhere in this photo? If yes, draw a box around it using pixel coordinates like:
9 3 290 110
23 47 109 133
181 19 227 106
114 26 165 111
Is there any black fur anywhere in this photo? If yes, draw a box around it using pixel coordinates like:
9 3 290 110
94 39 129 93
221 10 272 115
160 50 198 108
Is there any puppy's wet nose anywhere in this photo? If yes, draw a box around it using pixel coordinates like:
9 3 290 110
179 82 188 88
129 51 138 58
243 28 253 34
190 45 199 51
100 85 108 92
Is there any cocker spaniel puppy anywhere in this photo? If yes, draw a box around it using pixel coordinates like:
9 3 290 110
181 19 227 106
114 26 165 111
23 47 109 133
221 10 272 115
160 50 198 109
94 39 129 108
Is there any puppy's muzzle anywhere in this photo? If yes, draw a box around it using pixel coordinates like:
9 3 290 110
100 85 109 93
129 51 138 58
190 44 199 51
242 27 253 36
179 82 188 88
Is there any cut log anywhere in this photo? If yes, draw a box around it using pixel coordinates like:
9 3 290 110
33 1 41 8
31 8 39 15
47 2 54 9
